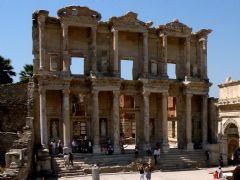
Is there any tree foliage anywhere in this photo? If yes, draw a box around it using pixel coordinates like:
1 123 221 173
0 55 16 84
19 64 33 83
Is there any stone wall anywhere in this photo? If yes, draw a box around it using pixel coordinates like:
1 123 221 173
0 83 28 132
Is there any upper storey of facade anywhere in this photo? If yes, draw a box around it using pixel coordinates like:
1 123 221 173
218 77 240 106
32 6 212 82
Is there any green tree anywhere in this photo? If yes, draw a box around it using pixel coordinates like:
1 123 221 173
0 55 16 84
19 64 33 83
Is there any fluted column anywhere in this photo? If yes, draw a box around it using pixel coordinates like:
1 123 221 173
38 16 46 71
202 95 208 147
92 90 100 153
143 32 149 76
112 29 119 75
62 25 69 72
62 89 71 153
91 27 97 73
143 91 150 148
113 91 121 153
199 38 208 80
160 34 168 77
39 87 48 149
185 37 191 77
162 92 169 153
186 93 193 151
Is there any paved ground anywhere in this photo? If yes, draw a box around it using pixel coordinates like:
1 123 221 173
59 166 235 180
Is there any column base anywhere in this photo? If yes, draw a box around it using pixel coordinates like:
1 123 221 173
187 143 194 151
93 144 101 154
63 146 71 154
162 143 169 153
114 145 121 154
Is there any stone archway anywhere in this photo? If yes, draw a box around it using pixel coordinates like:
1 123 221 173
223 119 240 165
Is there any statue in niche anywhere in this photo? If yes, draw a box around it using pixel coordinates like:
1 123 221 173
192 66 198 77
51 121 58 139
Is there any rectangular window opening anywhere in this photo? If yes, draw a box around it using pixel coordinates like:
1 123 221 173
121 60 133 80
71 57 84 75
167 63 176 79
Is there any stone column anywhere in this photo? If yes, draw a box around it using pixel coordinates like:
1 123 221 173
62 25 69 72
112 91 121 154
186 93 193 151
143 91 150 148
62 89 71 153
199 38 208 80
185 37 191 77
39 87 48 149
112 29 119 75
92 90 101 153
143 32 149 77
160 34 168 77
202 95 208 147
91 27 97 73
162 92 169 152
38 16 46 71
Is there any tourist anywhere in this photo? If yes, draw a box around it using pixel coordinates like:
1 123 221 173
63 153 69 168
153 147 160 165
213 170 218 180
134 145 139 158
217 166 223 179
50 140 56 155
71 139 77 153
145 165 152 180
57 139 63 154
219 153 223 167
138 164 144 180
233 163 240 180
69 152 73 167
205 150 210 167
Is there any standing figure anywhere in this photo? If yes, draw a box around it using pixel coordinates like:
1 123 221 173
63 153 69 168
69 152 73 167
153 147 160 165
58 139 63 154
138 164 144 180
134 145 139 158
219 153 223 167
205 150 210 167
145 165 152 180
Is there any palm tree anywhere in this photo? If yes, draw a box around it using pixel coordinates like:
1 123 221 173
19 64 33 83
0 55 16 84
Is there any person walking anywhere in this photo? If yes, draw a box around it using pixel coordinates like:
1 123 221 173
69 152 73 167
145 165 152 180
138 164 144 180
153 147 160 165
63 153 69 168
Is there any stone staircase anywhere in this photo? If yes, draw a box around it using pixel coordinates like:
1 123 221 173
51 149 207 177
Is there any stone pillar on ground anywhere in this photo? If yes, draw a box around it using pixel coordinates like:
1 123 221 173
143 91 150 149
63 89 71 153
39 87 48 149
202 95 208 148
186 93 193 151
112 90 121 154
92 90 101 153
162 92 169 153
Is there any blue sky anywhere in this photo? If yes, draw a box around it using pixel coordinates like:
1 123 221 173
0 0 240 97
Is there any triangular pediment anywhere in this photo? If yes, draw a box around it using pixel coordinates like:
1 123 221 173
158 19 192 34
109 11 151 31
57 6 101 21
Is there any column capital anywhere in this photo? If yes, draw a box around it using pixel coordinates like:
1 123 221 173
159 33 167 38
38 87 46 94
38 15 46 25
62 89 70 95
91 89 99 95
111 28 118 33
143 31 148 38
112 90 120 96
142 90 150 97
162 91 169 97
186 93 193 98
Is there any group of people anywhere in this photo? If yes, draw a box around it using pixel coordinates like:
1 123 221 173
72 136 93 153
49 139 63 155
138 164 152 180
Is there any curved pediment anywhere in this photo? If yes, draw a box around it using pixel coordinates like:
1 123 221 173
109 11 152 32
158 19 192 35
57 6 101 21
